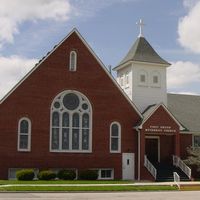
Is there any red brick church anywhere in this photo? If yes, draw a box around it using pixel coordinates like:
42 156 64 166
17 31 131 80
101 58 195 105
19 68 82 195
0 23 199 181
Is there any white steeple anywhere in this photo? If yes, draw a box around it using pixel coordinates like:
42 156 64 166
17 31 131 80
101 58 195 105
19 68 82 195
114 20 171 112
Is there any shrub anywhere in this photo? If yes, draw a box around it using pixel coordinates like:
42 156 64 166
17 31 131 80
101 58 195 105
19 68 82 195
57 169 76 180
78 170 98 180
16 169 35 181
38 170 56 180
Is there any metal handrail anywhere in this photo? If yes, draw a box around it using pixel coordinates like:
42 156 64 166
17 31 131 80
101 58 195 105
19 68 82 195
144 155 157 179
173 172 180 189
173 155 191 179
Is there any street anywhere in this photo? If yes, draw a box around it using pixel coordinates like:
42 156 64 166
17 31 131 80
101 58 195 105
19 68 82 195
0 191 199 200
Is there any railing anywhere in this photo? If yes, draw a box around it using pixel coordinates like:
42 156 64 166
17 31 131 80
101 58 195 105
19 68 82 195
144 155 157 179
173 172 180 189
173 155 191 179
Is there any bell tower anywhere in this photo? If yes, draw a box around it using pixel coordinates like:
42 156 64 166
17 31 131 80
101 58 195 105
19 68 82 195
114 19 170 112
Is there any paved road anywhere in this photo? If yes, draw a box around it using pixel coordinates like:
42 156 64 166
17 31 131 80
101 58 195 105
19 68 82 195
0 191 199 200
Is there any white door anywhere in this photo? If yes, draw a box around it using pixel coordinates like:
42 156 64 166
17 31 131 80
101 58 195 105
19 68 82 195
122 153 134 180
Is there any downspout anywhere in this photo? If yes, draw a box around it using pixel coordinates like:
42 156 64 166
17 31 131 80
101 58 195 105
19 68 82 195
135 127 140 181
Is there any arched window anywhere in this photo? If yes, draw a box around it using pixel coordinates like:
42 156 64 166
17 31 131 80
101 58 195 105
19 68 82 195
69 51 77 71
110 122 121 153
18 118 31 151
50 90 92 152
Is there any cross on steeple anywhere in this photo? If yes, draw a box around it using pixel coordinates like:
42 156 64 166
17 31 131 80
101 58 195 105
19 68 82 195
136 19 145 37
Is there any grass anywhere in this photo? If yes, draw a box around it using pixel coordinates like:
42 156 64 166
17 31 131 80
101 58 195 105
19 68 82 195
0 185 177 192
0 180 133 185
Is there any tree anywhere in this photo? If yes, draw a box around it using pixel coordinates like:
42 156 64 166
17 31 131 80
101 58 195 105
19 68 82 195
184 147 200 172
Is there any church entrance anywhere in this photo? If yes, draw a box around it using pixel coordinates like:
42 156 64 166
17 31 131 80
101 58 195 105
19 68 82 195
145 136 160 164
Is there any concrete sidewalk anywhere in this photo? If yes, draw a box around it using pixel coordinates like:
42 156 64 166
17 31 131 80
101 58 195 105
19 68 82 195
0 181 200 187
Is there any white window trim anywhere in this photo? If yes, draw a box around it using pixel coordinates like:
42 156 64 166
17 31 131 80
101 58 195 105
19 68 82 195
119 75 124 87
110 121 121 153
98 168 114 180
17 117 31 152
69 50 77 71
125 72 129 88
50 90 92 153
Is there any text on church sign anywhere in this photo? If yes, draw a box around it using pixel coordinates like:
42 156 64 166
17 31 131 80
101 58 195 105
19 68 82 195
145 125 176 134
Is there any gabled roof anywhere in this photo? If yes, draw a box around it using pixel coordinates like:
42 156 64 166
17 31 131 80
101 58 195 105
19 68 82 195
114 36 170 70
168 93 200 133
0 28 142 118
137 103 185 131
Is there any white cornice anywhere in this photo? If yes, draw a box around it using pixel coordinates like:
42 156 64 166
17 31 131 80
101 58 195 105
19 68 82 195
114 60 171 71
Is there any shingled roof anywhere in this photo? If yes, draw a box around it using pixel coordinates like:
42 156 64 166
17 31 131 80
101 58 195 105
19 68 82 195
168 93 200 133
115 36 170 68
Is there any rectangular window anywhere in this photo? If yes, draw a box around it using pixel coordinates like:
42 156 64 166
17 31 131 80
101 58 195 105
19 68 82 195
72 129 79 150
82 129 89 150
19 135 28 149
111 138 119 151
62 128 69 150
125 72 129 86
8 168 39 180
140 74 145 82
153 75 158 84
98 169 114 180
52 128 59 150
193 135 200 147
120 75 124 86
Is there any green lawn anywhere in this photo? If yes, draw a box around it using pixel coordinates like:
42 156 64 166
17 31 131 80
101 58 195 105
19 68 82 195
0 180 133 185
0 185 177 192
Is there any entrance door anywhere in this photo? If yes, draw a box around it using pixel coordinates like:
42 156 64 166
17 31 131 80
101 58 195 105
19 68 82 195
145 137 159 163
122 153 134 180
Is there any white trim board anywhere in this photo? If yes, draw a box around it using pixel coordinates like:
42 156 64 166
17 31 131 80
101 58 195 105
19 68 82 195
0 28 142 119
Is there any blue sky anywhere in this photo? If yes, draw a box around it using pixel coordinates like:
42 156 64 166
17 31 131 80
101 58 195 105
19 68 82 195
0 0 200 98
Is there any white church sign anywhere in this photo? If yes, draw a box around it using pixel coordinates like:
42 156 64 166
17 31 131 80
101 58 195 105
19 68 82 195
145 125 176 134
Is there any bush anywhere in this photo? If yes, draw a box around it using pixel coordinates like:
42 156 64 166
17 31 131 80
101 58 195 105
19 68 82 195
78 170 98 180
57 169 76 180
38 170 56 180
16 169 35 181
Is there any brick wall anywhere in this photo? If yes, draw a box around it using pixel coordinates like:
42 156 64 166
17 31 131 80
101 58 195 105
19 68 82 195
0 31 141 179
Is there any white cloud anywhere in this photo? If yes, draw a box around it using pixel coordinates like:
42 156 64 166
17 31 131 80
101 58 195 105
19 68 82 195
183 0 199 9
0 0 73 46
0 56 37 99
178 0 200 53
170 91 200 96
167 61 200 89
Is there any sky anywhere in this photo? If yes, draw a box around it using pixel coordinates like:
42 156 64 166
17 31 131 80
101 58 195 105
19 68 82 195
0 0 200 98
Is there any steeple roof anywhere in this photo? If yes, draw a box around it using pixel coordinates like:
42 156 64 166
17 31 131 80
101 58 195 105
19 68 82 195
115 36 170 68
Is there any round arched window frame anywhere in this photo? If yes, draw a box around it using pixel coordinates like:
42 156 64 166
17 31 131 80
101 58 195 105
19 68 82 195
69 51 77 71
18 117 31 152
110 122 121 153
50 90 92 152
